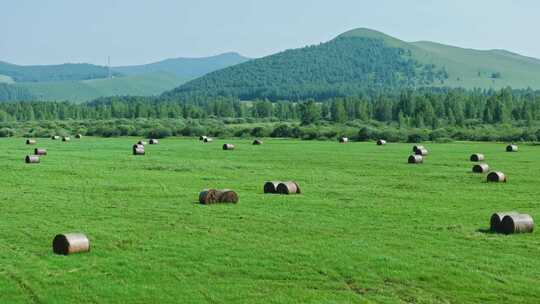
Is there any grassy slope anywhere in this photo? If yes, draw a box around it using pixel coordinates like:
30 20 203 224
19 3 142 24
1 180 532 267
337 28 540 89
13 72 189 102
0 138 539 303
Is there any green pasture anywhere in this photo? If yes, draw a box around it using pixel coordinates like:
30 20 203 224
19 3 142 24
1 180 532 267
0 138 538 303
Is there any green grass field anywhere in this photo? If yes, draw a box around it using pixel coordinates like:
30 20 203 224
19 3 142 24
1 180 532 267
0 138 539 303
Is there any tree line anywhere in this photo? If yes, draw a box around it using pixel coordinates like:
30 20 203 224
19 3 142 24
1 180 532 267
1 87 539 129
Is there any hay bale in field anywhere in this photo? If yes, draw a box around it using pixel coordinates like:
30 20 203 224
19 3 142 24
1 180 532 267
413 145 425 152
149 139 159 145
223 143 235 150
408 155 423 164
276 181 301 195
75 134 82 139
51 135 60 140
25 155 40 164
500 214 534 234
506 144 518 152
219 190 239 203
199 135 208 141
199 189 239 204
199 189 219 204
133 146 145 155
487 171 506 183
415 148 429 156
338 137 349 143
253 139 263 145
138 140 147 145
26 139 36 145
263 181 280 193
490 211 520 232
203 137 213 143
62 136 70 142
34 148 47 156
52 233 90 255
470 153 485 162
472 163 489 173
377 139 387 146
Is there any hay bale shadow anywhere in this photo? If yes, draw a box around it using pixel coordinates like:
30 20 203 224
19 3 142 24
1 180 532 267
477 228 496 234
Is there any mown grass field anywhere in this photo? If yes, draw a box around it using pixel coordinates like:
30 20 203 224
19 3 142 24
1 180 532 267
0 137 539 303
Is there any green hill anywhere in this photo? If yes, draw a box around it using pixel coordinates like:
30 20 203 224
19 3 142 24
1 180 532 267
112 52 250 78
165 28 540 101
0 53 249 102
0 61 119 82
12 72 189 103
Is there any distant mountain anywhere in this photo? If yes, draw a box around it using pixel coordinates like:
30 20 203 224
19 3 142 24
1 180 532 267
0 52 248 102
0 61 119 82
165 28 540 101
10 72 189 103
112 52 250 78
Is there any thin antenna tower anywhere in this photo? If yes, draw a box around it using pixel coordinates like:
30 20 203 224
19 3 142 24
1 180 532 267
107 56 111 79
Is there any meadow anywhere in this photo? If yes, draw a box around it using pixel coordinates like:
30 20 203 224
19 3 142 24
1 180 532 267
0 137 539 303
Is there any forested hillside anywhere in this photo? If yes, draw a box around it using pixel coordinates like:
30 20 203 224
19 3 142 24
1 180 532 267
165 33 448 101
165 28 540 101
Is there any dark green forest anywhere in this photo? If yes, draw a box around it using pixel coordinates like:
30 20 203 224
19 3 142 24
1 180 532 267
2 87 540 142
165 37 448 101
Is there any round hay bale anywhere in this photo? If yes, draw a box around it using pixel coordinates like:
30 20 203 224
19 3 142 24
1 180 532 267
490 211 520 232
25 155 40 164
75 134 82 139
217 190 239 204
253 139 263 145
26 139 36 145
506 144 518 152
338 137 349 143
408 155 423 164
34 148 47 156
276 181 301 195
415 148 429 156
223 144 235 150
470 153 485 162
199 135 208 141
263 181 280 194
472 163 489 173
199 189 219 204
377 139 387 146
500 214 534 234
62 136 71 142
413 145 425 152
133 147 145 155
149 139 159 145
137 140 147 145
51 135 60 140
203 137 213 143
52 233 90 255
487 171 506 183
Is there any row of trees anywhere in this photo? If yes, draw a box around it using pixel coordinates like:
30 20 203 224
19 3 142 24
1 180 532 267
0 88 539 129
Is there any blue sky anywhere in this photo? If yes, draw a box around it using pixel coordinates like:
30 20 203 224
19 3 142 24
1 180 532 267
1 0 539 65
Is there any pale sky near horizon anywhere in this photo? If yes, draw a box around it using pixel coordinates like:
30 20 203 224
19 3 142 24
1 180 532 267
1 0 539 66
